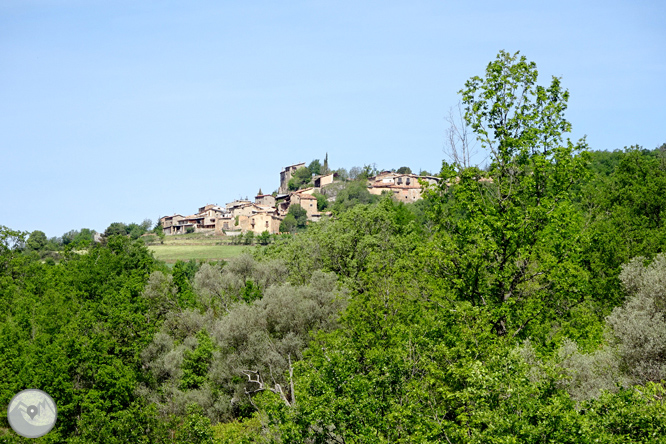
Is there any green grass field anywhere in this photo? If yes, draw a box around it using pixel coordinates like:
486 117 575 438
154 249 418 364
148 244 248 263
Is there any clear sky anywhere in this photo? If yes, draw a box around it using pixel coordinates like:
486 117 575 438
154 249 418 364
1 0 664 237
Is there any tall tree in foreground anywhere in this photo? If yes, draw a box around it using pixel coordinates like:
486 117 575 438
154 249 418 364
425 50 590 338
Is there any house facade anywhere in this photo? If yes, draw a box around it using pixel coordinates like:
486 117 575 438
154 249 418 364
367 173 441 203
278 162 306 194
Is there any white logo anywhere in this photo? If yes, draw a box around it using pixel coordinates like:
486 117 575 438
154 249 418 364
7 389 57 438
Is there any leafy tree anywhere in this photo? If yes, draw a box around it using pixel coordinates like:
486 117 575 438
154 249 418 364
62 228 96 247
288 167 313 191
243 231 255 245
104 222 128 237
307 159 321 176
180 330 215 390
396 166 412 174
173 260 199 308
313 192 328 211
174 404 215 444
334 168 348 181
154 223 165 244
348 166 363 180
331 181 379 213
128 222 146 239
232 232 244 245
257 231 271 245
425 50 589 338
140 218 152 231
26 230 47 251
279 214 297 233
287 204 308 229
581 146 666 309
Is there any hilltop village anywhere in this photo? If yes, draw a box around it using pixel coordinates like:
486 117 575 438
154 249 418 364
159 162 441 236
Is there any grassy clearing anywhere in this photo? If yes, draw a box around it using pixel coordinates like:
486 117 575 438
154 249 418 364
148 244 248 263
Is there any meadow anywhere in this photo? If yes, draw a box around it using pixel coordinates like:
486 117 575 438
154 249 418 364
147 232 249 263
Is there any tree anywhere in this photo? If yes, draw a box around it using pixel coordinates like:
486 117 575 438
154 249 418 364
280 214 297 233
154 223 165 244
348 166 363 180
288 167 313 191
257 231 271 245
308 159 321 176
335 168 349 181
313 192 329 211
322 152 330 174
287 204 308 229
128 222 146 239
332 181 379 213
396 166 412 174
425 50 589 338
443 101 478 169
26 230 47 251
104 222 128 237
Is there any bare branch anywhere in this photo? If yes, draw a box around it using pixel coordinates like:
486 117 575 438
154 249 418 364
444 102 482 170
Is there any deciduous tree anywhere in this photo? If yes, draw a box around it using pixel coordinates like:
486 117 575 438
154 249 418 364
425 50 590 338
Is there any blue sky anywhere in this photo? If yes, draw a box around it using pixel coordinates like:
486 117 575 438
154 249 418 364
1 0 664 237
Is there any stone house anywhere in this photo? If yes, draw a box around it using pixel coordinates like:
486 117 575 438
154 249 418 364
237 212 282 235
214 213 236 234
278 162 306 194
230 202 277 218
255 194 276 207
226 200 252 212
313 173 335 188
290 192 319 219
367 173 441 203
160 214 184 235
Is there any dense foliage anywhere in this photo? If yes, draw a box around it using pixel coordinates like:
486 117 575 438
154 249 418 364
2 51 666 442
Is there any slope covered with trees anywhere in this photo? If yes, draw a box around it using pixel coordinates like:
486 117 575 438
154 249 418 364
1 51 666 443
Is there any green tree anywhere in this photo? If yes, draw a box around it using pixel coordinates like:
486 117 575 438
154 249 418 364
322 152 330 174
313 192 329 211
180 330 215 390
307 159 321 176
154 223 165 244
581 146 666 309
104 222 128 237
128 222 146 240
287 204 307 229
257 231 271 245
396 166 412 174
280 214 297 233
26 230 47 251
332 181 379 213
425 50 589 338
288 167 313 191
243 231 255 245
